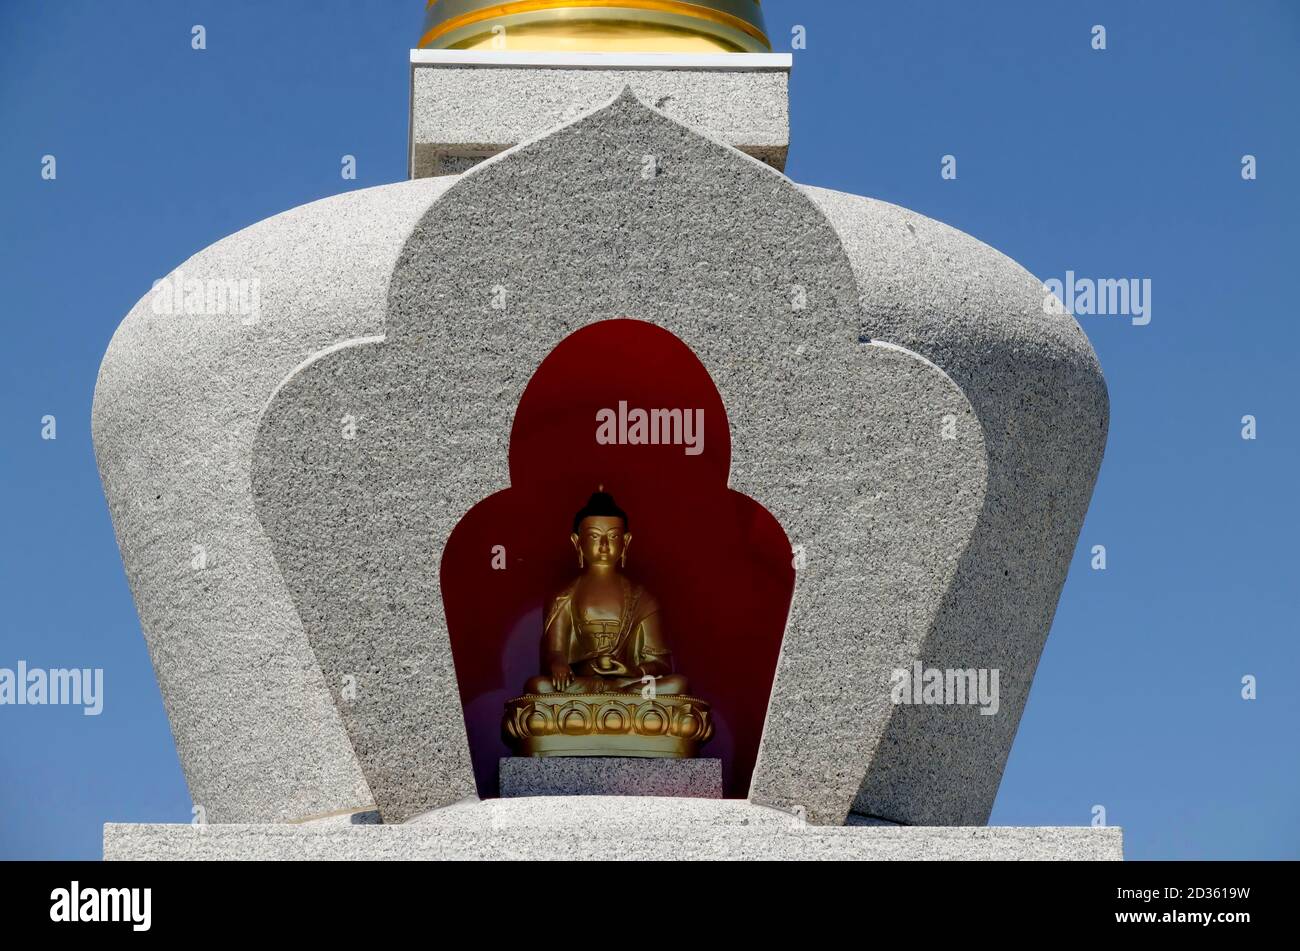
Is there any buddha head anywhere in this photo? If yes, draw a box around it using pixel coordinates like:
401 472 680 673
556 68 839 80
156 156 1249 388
570 488 631 569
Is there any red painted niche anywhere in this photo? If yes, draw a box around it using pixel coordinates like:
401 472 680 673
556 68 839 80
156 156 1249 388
440 318 794 798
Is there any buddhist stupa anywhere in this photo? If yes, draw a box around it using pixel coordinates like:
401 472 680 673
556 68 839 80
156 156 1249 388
93 1 1116 860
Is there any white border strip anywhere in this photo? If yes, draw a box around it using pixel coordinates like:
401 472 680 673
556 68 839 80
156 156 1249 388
410 49 792 71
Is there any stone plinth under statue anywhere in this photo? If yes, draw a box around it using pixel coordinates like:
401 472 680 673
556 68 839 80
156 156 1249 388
499 758 723 798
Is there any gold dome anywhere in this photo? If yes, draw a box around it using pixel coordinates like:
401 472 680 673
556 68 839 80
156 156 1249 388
419 0 772 54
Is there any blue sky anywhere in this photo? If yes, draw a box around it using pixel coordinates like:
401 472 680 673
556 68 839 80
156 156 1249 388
1 0 1296 860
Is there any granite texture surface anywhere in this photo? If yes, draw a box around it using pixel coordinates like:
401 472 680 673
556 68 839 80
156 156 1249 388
803 187 1110 825
411 58 789 175
251 90 987 825
499 758 723 798
93 75 1108 832
91 178 456 822
104 799 1123 860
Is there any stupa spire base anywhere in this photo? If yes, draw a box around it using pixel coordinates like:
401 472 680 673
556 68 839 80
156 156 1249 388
409 48 791 177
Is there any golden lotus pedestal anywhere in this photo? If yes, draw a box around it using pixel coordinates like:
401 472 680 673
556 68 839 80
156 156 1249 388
502 693 714 758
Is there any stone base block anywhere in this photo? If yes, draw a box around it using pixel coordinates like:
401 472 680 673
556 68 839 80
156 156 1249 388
105 798 1123 861
499 758 722 798
409 50 791 176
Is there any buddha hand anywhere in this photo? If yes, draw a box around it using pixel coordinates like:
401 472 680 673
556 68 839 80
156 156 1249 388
549 661 573 691
591 656 632 677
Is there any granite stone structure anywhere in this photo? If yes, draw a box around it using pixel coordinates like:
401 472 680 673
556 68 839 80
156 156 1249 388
92 179 459 823
410 50 791 175
499 758 723 799
250 91 988 825
105 799 1123 861
94 49 1113 858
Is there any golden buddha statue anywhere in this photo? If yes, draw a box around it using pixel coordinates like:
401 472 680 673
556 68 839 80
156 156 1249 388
503 489 712 757
419 0 772 55
525 489 686 696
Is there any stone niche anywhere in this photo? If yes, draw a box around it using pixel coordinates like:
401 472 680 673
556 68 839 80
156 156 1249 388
442 318 793 799
94 61 1114 859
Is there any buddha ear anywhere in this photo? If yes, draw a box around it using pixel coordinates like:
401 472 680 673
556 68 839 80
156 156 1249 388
623 533 632 550
569 532 580 552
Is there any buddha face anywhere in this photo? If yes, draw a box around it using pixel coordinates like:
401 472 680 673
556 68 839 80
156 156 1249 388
571 515 631 568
